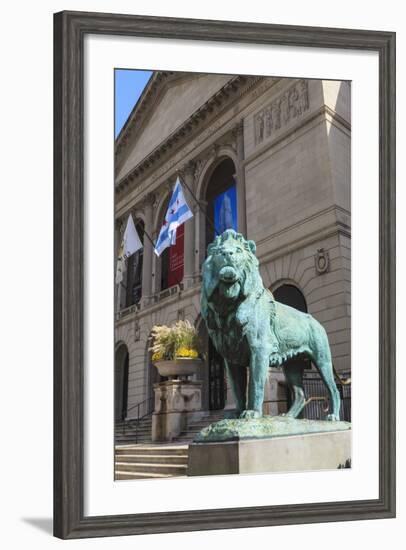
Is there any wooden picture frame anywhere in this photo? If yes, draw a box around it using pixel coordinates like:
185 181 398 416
54 10 396 539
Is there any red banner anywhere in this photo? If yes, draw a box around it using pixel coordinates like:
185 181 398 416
168 223 184 287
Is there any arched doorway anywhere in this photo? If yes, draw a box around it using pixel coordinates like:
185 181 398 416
273 283 308 314
115 342 129 421
272 283 310 415
205 157 237 247
146 341 161 404
199 157 237 410
196 314 227 412
125 219 144 307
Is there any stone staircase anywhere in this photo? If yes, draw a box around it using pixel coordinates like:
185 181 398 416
114 410 228 479
115 444 189 480
115 417 152 445
115 410 228 445
174 410 226 443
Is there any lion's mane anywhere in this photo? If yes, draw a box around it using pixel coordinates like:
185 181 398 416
201 230 276 331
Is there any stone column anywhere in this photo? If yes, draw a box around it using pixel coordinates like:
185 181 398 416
233 120 247 236
141 194 154 307
151 229 160 296
114 220 120 312
195 199 208 275
115 218 127 311
180 162 196 289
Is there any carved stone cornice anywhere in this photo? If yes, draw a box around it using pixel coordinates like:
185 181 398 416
254 79 309 147
115 74 262 196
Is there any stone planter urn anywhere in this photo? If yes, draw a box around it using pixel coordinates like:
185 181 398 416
153 358 203 379
151 358 204 442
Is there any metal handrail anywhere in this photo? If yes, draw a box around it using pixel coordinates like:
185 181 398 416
126 395 154 417
263 370 351 419
118 396 155 444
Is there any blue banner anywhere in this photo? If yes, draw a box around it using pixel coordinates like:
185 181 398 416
214 185 237 235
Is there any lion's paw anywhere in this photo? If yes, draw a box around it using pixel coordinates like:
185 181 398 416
326 413 340 422
239 410 262 419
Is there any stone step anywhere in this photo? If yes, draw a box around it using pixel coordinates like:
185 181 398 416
117 454 188 464
114 421 152 430
115 432 152 438
115 471 175 480
116 444 188 455
115 422 152 426
115 425 152 431
116 441 152 445
115 440 152 445
115 429 152 436
115 462 188 475
115 439 152 445
116 422 152 426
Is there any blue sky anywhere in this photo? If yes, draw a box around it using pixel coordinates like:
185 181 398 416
115 69 153 138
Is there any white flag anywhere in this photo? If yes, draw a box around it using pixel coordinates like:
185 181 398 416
116 215 143 284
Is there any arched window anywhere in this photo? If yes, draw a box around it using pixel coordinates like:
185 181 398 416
125 219 144 306
205 158 237 249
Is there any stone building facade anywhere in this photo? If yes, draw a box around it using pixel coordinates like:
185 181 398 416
114 72 351 422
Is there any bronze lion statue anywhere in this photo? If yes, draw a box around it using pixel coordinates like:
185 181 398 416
201 229 341 421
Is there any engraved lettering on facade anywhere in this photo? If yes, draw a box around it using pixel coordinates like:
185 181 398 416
254 80 310 146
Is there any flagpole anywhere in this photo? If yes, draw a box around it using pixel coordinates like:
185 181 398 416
177 173 220 237
141 227 156 249
140 224 186 291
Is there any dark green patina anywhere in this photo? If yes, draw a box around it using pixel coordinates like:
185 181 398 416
201 229 342 423
194 415 351 443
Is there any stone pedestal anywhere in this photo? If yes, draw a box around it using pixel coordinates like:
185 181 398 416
188 417 351 476
188 429 351 476
152 380 203 442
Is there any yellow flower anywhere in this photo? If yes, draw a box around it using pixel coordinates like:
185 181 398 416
176 347 199 358
152 351 164 362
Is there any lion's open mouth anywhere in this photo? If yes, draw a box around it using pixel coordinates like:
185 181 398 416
219 265 238 284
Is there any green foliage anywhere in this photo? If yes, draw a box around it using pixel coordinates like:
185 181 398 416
149 320 200 361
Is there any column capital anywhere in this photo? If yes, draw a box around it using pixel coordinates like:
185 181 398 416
115 217 126 235
210 143 220 159
178 160 196 182
141 192 155 213
232 119 244 139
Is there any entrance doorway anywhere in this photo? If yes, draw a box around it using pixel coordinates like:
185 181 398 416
273 284 308 370
115 343 129 421
273 283 309 414
208 339 226 410
273 283 307 313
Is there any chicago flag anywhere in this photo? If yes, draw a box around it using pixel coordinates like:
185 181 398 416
154 178 193 257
